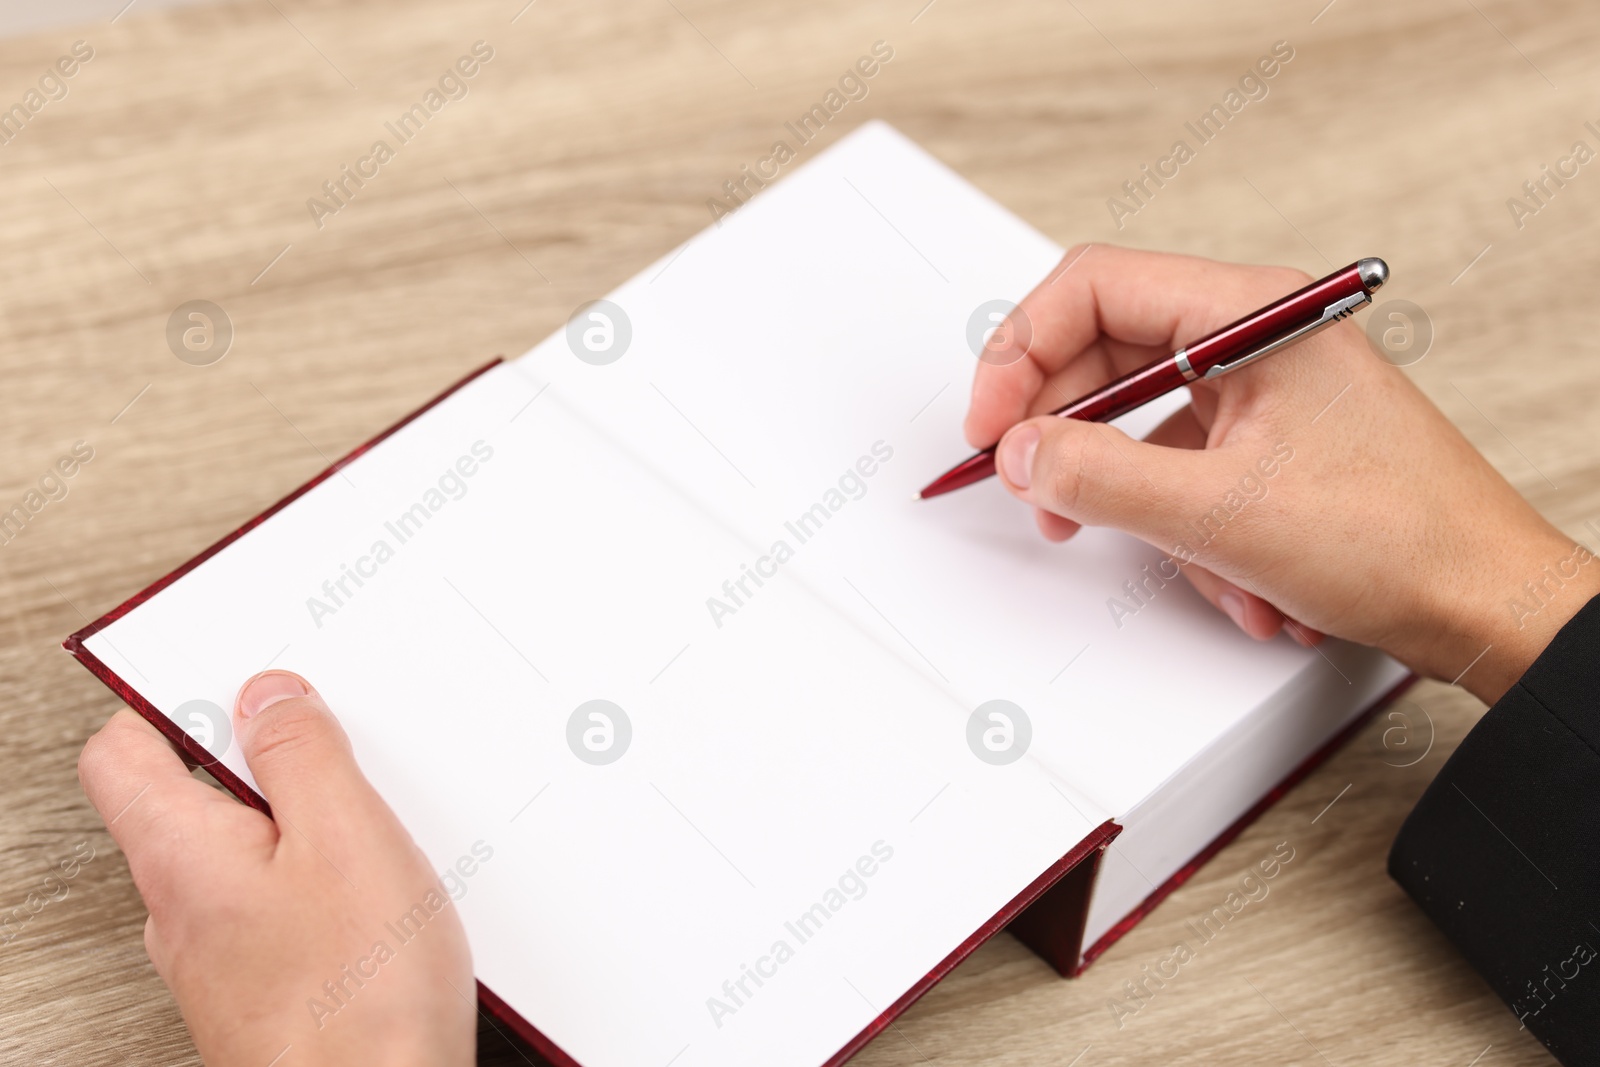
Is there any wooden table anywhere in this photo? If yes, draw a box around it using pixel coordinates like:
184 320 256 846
2 0 1593 1063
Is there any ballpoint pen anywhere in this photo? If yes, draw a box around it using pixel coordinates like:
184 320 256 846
914 257 1389 500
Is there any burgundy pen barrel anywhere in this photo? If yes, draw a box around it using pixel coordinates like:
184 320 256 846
1180 261 1368 374
1055 353 1191 422
915 357 1189 500
915 259 1385 501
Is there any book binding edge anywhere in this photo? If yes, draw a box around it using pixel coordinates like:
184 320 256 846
1068 672 1418 976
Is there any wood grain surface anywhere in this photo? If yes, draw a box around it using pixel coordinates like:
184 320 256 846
1 0 1594 1064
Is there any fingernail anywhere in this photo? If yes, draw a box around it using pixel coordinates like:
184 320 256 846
1000 426 1040 491
238 672 310 719
1219 592 1249 633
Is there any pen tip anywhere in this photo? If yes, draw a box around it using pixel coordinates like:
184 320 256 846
910 491 924 502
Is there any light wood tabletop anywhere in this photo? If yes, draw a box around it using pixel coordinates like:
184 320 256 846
2 0 1595 1064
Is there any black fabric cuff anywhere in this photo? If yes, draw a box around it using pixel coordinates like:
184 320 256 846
1389 593 1600 1066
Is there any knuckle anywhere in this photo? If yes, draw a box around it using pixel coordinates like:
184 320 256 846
1042 433 1091 515
245 698 335 763
1051 428 1127 518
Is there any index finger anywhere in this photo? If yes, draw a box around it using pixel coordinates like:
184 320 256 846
78 709 249 894
964 245 1305 447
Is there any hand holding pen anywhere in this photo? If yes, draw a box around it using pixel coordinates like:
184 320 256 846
918 256 1388 498
946 246 1583 702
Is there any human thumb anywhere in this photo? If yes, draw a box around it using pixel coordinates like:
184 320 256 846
995 415 1220 550
233 671 391 836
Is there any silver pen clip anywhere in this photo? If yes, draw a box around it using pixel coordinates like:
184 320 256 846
1199 290 1372 380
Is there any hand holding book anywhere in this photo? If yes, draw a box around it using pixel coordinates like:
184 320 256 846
78 675 476 1067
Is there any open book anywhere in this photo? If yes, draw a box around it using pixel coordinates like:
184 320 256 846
67 122 1410 1067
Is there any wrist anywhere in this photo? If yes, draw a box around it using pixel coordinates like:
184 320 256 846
1413 532 1600 704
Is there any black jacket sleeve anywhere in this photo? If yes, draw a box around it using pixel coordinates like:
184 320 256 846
1390 593 1600 1066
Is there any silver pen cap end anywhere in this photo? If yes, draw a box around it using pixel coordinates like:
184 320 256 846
1357 257 1389 292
